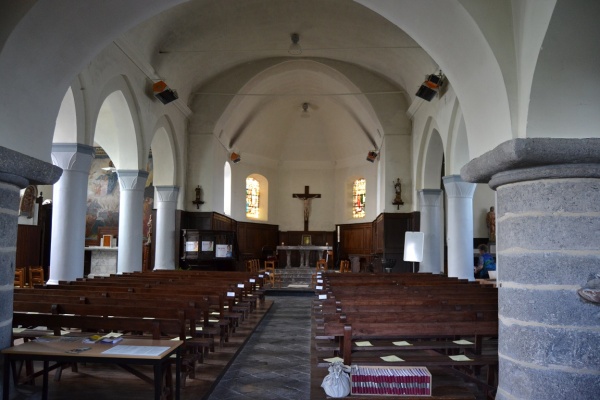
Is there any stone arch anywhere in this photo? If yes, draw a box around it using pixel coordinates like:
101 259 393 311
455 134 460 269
416 117 445 191
53 88 77 144
357 0 513 158
91 75 143 170
446 99 470 175
150 116 178 187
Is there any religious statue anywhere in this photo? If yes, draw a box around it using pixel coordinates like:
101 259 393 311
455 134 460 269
19 185 37 219
392 178 404 209
292 186 321 231
146 214 153 245
486 206 496 242
303 199 310 222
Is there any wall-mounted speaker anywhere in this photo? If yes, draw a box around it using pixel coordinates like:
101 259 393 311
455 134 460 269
153 81 178 104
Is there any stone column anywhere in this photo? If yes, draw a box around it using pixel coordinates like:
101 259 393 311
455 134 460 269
442 175 476 280
418 189 444 274
0 147 61 389
461 138 600 400
116 170 148 274
153 186 179 270
48 144 94 284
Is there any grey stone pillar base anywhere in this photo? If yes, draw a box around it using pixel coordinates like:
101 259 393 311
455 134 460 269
461 138 600 400
0 146 62 394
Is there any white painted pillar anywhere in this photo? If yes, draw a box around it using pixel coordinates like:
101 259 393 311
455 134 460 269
116 170 148 274
442 175 476 280
48 144 94 284
418 189 443 274
153 186 179 270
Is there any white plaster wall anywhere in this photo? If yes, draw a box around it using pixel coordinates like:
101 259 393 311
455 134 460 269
228 156 279 224
383 134 413 213
276 166 336 232
334 159 379 225
188 134 215 212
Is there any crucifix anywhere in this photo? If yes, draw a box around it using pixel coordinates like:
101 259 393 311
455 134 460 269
292 186 321 231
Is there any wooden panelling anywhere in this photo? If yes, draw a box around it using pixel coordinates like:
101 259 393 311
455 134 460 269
340 222 372 258
237 222 279 260
212 213 237 231
374 212 420 273
16 225 42 268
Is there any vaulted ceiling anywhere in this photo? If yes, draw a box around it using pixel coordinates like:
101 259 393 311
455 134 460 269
121 0 438 163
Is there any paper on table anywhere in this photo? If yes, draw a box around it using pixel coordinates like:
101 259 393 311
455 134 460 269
13 328 27 333
354 341 373 347
102 345 170 357
453 339 474 345
449 354 473 361
323 357 344 363
381 355 404 362
392 341 413 346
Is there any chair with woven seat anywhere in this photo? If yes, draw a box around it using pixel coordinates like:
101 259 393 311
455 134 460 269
28 266 45 287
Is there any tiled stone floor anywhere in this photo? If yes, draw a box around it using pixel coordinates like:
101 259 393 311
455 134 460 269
207 295 313 400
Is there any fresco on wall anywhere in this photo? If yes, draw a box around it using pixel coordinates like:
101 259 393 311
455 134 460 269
86 147 154 244
86 150 120 243
143 153 154 240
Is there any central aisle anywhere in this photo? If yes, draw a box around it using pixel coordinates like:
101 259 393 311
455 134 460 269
207 295 313 400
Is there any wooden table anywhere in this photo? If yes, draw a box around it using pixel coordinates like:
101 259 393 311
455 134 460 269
2 337 182 400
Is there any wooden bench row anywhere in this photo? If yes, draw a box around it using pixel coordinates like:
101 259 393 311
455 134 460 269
12 270 268 388
312 272 499 398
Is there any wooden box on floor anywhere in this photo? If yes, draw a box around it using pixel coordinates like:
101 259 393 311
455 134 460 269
351 365 432 396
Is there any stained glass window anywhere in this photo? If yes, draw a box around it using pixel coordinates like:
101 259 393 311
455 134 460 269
353 178 366 218
246 177 260 218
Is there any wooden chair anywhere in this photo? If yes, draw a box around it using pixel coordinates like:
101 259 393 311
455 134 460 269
264 262 281 288
28 266 45 286
316 259 327 271
14 267 26 288
339 260 350 273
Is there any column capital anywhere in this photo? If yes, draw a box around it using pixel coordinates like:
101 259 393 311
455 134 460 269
442 175 476 198
0 146 62 187
155 186 179 203
117 170 149 191
51 143 94 172
418 189 443 207
461 138 600 189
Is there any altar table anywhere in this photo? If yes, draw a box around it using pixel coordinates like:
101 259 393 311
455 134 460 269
276 245 332 268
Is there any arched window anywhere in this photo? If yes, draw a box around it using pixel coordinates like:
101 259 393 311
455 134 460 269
224 162 231 215
352 178 366 218
246 177 260 218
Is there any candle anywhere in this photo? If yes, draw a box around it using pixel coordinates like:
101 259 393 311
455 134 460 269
337 226 340 242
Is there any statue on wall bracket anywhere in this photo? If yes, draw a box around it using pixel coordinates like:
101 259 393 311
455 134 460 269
392 178 404 210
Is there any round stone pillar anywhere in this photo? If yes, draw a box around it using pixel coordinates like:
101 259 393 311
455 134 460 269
153 186 179 270
48 144 93 284
0 146 61 390
418 189 444 274
116 170 148 274
442 175 476 280
461 138 600 400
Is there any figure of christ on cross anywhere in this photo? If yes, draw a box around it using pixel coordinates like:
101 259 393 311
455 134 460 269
292 186 321 231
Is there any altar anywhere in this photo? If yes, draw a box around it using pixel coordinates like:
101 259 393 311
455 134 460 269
85 246 118 277
276 245 332 268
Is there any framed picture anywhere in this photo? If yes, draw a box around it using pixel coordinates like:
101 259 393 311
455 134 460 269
302 235 312 245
